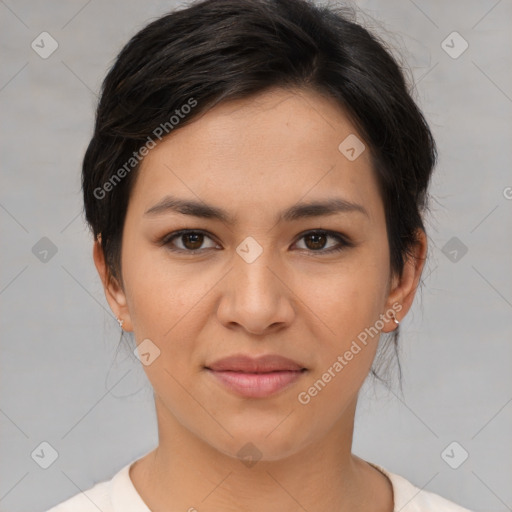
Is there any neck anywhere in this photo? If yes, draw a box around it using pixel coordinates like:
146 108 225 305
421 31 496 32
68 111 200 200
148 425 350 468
129 395 393 512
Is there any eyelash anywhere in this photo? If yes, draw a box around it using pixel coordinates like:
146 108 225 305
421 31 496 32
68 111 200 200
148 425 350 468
158 229 354 255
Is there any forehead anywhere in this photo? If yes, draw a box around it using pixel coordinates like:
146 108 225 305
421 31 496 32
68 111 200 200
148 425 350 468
128 87 383 226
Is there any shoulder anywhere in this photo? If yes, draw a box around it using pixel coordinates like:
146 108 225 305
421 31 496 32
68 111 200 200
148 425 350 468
367 462 474 512
45 478 112 512
45 459 150 512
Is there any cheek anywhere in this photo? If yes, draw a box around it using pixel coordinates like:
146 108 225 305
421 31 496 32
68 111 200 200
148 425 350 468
313 260 388 337
295 280 385 419
302 249 390 385
123 240 196 330
122 246 223 381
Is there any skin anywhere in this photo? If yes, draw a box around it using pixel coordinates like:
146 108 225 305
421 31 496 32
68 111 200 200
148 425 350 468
93 86 427 512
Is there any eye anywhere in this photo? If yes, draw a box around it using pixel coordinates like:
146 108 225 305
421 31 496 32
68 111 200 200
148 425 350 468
293 230 353 254
160 229 352 254
161 230 219 252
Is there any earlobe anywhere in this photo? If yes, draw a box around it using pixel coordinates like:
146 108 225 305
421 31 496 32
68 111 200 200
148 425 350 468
92 238 133 331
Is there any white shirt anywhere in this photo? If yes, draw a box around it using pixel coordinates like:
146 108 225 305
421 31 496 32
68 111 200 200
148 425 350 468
46 458 473 511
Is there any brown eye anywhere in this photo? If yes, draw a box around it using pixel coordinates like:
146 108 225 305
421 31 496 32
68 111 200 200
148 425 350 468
160 229 352 255
180 232 204 250
304 232 328 250
162 230 218 252
294 230 352 254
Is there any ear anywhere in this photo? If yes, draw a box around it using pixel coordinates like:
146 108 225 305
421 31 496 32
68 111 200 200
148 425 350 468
93 236 133 332
381 228 427 333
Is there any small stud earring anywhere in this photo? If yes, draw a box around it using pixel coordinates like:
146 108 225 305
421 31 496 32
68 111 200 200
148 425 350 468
392 312 400 326
117 317 124 329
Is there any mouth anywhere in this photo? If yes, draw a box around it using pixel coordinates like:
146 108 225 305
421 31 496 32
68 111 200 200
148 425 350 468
205 354 308 398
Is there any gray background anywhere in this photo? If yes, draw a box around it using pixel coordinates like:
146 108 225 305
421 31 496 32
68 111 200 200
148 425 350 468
1 0 511 511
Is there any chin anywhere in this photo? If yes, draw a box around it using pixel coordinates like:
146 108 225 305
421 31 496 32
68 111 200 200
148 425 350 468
207 425 308 464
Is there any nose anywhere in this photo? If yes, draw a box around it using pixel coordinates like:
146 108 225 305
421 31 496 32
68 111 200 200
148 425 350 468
216 245 295 336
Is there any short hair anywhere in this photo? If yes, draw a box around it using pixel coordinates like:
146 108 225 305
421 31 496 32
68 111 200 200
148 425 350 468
82 0 437 387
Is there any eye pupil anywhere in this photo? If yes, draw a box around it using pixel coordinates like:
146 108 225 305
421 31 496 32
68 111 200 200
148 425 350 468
183 233 203 250
305 232 327 250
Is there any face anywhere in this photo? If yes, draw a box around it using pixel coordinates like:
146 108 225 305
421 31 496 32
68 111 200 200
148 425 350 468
96 87 423 462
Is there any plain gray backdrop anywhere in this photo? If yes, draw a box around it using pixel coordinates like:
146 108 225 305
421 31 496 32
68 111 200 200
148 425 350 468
1 1 511 511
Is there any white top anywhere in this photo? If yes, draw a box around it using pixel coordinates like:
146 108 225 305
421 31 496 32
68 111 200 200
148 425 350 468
46 458 473 512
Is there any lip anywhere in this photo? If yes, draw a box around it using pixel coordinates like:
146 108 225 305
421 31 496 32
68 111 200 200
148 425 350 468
206 354 306 373
205 354 307 398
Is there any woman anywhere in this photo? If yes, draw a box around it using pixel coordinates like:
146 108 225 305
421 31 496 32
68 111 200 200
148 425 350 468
47 0 472 510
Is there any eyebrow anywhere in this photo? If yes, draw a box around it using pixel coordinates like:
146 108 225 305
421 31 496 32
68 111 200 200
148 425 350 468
144 195 369 224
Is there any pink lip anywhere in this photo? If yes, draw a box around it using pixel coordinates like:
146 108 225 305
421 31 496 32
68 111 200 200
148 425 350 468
205 354 307 398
